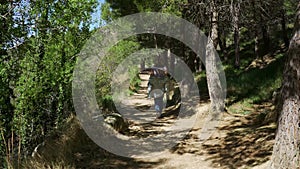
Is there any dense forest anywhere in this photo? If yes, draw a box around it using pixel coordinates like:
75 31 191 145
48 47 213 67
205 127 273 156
0 0 299 168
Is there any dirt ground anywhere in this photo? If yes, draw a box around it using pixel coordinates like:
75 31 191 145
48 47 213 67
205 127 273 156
72 92 276 169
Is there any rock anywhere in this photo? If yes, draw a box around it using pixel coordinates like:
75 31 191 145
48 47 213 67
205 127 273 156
104 113 129 133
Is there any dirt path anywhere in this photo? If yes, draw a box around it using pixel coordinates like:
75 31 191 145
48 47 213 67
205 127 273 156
72 89 276 169
98 91 275 169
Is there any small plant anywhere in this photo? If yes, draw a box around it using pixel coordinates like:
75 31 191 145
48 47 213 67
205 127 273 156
1 129 22 169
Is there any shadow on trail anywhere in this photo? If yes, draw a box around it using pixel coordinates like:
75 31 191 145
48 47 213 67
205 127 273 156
125 102 181 138
71 126 166 169
80 87 201 168
79 102 193 168
203 115 275 169
35 116 167 169
170 111 276 169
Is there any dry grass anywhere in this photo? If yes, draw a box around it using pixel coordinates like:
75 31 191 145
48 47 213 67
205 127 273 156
21 115 87 169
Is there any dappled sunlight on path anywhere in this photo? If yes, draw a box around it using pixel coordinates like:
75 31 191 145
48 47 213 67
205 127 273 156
92 88 274 168
70 91 276 169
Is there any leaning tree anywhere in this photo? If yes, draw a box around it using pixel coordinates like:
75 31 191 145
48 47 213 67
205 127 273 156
269 2 300 168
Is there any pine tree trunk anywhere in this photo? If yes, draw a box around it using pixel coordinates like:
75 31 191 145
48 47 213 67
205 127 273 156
270 3 300 168
206 0 225 113
169 50 175 74
251 0 260 58
232 0 240 68
281 8 289 47
153 34 160 66
218 27 228 62
140 59 145 71
260 21 270 53
262 29 269 48
210 3 219 48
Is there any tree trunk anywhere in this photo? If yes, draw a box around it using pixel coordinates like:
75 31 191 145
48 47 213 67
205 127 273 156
281 8 290 47
206 0 225 113
254 35 259 58
160 39 169 67
251 0 260 58
218 27 228 62
169 49 175 74
187 51 196 72
211 3 219 48
259 5 270 54
140 59 145 71
196 57 203 72
166 47 171 68
232 0 240 68
270 3 300 168
261 23 270 53
153 34 160 66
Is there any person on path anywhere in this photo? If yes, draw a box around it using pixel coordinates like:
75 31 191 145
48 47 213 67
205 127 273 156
147 67 168 118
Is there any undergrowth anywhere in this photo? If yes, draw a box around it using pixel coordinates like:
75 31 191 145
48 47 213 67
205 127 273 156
196 44 286 115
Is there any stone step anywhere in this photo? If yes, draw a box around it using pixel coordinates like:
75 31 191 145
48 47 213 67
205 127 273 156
139 80 149 88
132 93 147 98
137 89 148 94
139 74 150 81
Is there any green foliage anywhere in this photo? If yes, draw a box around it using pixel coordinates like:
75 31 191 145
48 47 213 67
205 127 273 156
0 0 27 164
96 39 140 108
106 0 139 17
105 0 184 18
161 0 186 16
0 0 297 166
0 0 98 165
128 67 141 93
101 2 114 22
226 53 284 106
134 0 164 12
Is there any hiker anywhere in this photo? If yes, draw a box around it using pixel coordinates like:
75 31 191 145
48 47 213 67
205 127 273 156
147 67 168 118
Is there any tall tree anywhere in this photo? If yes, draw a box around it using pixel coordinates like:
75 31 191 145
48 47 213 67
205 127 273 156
206 0 225 112
10 0 97 157
231 0 241 68
0 1 27 164
280 3 290 47
250 0 260 58
269 2 300 168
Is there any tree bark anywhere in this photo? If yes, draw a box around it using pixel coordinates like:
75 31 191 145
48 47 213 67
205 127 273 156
206 0 225 113
232 0 240 68
140 59 145 71
161 38 170 67
218 26 228 62
169 49 175 74
270 3 300 168
260 13 270 53
210 1 219 48
251 0 260 58
153 34 160 66
261 24 270 53
281 8 290 47
196 57 203 72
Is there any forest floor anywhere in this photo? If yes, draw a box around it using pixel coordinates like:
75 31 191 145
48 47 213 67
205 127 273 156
25 42 286 169
27 87 277 169
68 92 276 169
